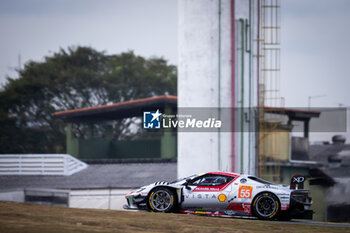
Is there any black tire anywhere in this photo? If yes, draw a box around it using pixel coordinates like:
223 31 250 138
148 187 177 213
252 192 280 220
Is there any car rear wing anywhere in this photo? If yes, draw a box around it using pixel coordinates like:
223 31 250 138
290 174 306 190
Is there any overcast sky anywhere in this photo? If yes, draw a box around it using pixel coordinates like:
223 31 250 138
281 0 350 107
0 0 349 108
0 0 178 83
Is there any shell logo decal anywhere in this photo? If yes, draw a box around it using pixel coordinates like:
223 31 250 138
217 194 227 202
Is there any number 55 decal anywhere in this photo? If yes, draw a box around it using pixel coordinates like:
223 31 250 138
238 185 253 199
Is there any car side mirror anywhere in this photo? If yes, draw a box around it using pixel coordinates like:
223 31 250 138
184 178 192 189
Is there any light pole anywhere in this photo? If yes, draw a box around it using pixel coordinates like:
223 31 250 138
308 94 327 109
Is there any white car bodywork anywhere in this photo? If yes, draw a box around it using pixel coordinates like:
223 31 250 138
124 172 312 220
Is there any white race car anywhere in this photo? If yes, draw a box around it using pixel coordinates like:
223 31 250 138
124 171 312 220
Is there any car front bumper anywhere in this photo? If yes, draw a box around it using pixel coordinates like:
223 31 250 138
124 193 148 210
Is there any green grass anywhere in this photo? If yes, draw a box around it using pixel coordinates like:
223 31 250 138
0 201 349 233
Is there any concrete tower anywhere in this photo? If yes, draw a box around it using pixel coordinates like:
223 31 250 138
178 0 261 177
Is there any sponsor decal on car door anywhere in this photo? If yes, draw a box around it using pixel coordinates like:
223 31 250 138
182 187 232 209
181 175 238 209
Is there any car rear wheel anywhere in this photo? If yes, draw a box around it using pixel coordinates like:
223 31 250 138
252 192 280 220
148 188 177 213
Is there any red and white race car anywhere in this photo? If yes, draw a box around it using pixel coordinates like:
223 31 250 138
124 171 312 220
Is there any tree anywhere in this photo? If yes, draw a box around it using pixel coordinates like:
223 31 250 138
0 46 177 153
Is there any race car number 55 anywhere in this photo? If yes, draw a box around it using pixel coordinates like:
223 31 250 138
238 185 253 199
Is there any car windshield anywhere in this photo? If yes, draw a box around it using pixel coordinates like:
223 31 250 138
192 175 233 186
170 174 197 184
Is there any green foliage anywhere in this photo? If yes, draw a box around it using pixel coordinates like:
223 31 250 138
0 46 177 153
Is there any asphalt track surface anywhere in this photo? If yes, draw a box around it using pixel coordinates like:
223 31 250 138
181 212 350 228
131 208 350 227
227 216 350 228
276 220 350 228
228 216 350 227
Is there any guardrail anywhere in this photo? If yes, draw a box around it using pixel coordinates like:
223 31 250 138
0 154 87 176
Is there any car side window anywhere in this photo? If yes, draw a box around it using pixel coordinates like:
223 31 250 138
190 175 233 186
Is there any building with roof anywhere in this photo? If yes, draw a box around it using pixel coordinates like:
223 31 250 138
0 95 179 209
55 95 177 160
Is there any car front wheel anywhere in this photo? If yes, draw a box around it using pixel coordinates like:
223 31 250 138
148 188 177 213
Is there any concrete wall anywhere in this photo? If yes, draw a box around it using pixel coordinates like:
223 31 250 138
178 0 259 178
0 190 24 202
0 188 131 211
69 189 132 210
